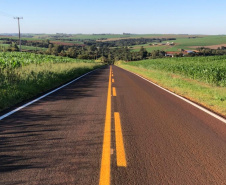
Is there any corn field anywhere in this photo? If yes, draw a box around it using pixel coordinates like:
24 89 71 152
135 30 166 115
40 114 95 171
0 52 94 69
125 56 226 87
0 52 101 111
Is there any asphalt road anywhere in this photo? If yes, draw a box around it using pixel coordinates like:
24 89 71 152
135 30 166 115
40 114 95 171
1 65 226 185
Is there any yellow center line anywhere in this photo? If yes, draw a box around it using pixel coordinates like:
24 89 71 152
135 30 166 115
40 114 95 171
112 74 114 77
99 66 112 185
112 79 114 83
112 87 117 96
114 112 127 167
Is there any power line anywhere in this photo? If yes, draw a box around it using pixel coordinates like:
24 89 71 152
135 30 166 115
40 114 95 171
1 10 23 52
14 17 23 52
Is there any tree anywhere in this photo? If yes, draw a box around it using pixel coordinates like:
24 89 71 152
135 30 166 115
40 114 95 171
46 44 53 55
8 42 19 51
151 50 166 58
66 47 77 58
51 45 64 56
100 56 108 63
139 46 148 59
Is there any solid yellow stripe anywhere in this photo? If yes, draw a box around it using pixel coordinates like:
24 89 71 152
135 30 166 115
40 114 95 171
112 87 117 96
99 66 112 185
114 112 127 167
112 79 114 83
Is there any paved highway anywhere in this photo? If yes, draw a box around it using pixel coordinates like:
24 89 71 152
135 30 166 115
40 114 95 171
0 65 226 185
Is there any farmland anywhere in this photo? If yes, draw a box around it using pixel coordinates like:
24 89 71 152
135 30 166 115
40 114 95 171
130 35 226 52
0 52 94 68
2 34 226 56
122 56 226 86
0 52 103 111
1 34 226 48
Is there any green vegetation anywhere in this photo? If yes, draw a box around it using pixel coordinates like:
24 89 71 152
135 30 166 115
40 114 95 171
175 35 226 47
121 56 226 86
14 33 195 41
0 52 94 68
2 34 226 64
70 34 130 40
131 44 174 52
0 52 103 111
116 57 226 116
2 34 226 51
0 43 47 52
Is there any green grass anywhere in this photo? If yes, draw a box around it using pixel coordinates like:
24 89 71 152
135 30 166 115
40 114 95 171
68 34 131 40
116 57 226 116
0 44 10 47
0 52 103 111
30 34 132 40
21 45 47 51
131 44 174 52
175 35 226 46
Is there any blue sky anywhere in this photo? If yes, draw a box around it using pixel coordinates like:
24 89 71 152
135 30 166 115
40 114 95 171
0 0 226 34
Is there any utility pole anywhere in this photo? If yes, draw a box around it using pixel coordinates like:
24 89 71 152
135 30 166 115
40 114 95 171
14 17 23 52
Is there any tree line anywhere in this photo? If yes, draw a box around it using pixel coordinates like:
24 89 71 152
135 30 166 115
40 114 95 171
45 44 149 63
188 47 226 56
85 37 176 47
0 37 176 48
0 38 50 48
2 38 226 63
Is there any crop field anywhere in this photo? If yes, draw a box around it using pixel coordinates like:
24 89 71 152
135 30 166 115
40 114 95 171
130 44 176 52
0 33 199 43
0 42 47 52
129 35 226 52
122 56 226 87
95 34 198 41
26 34 132 41
0 52 94 68
0 52 102 111
112 35 226 52
175 35 226 47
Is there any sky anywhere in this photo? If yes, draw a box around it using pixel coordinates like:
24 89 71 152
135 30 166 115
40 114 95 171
0 0 226 35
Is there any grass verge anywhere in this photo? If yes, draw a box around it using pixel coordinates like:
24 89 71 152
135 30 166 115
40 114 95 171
0 62 103 112
116 63 226 117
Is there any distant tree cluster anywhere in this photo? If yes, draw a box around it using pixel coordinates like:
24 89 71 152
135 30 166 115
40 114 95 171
44 44 149 63
43 43 171 63
0 38 51 48
0 37 176 50
188 47 226 56
85 38 176 47
1 42 19 52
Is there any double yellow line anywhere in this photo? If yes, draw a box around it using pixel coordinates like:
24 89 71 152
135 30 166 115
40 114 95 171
99 66 127 185
99 66 112 185
114 112 127 167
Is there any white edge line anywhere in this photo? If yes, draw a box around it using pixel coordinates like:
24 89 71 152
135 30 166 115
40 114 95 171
0 68 99 121
117 66 226 124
